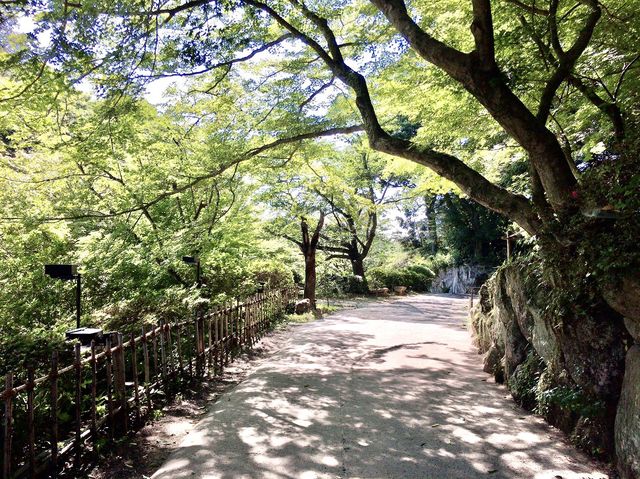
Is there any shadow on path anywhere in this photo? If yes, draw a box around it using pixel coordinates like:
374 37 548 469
152 295 609 479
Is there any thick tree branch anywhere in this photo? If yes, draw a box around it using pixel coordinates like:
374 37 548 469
470 0 496 67
310 211 325 248
244 0 336 67
325 254 351 261
245 0 543 232
520 15 623 141
138 0 213 18
369 0 470 81
136 34 292 80
568 76 624 141
287 0 345 63
370 0 576 210
537 0 601 122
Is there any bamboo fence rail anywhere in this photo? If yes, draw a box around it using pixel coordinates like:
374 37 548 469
0 288 296 479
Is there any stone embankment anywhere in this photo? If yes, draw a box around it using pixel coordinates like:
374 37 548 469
469 264 639 479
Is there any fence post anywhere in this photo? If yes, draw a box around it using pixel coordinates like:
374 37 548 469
159 321 169 396
243 299 249 347
104 336 114 442
27 367 35 478
196 313 205 378
141 326 152 412
113 333 127 435
176 324 183 378
50 351 59 478
130 333 140 425
2 373 13 479
90 341 98 452
151 325 158 377
74 343 82 469
224 302 229 365
207 315 213 377
166 323 176 388
215 309 223 373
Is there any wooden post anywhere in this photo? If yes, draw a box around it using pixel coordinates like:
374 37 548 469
90 341 98 452
151 325 158 376
196 313 205 378
234 299 240 354
27 367 35 478
207 316 213 377
193 315 199 377
248 297 253 346
176 324 184 377
166 323 175 387
74 343 82 468
141 326 151 412
222 303 231 367
159 322 168 396
104 337 114 441
260 292 265 334
130 333 140 425
187 321 193 381
215 310 222 374
50 352 59 478
2 374 13 479
113 333 127 435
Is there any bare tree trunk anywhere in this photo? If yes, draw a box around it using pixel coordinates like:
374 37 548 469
350 254 368 293
351 257 365 278
299 212 325 310
304 251 317 309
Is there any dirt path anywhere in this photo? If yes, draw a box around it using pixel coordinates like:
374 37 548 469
151 294 610 479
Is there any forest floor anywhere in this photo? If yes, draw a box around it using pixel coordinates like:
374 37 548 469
94 294 613 479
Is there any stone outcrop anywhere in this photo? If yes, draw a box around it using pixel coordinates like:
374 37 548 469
469 263 632 474
431 264 491 295
616 345 640 479
603 272 640 327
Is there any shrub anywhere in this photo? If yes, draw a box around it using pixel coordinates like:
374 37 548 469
369 264 434 292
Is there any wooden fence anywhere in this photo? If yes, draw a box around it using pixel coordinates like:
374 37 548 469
0 288 296 479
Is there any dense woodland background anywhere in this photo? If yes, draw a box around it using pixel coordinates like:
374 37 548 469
0 59 512 375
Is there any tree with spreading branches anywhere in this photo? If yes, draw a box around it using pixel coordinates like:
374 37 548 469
1 0 640 466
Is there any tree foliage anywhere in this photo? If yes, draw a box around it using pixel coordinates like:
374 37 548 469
0 0 639 371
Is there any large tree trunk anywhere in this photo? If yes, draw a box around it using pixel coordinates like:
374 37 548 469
298 212 325 310
350 254 369 293
351 256 365 279
304 250 317 309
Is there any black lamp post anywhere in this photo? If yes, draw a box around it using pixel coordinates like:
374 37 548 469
45 264 81 328
45 264 104 344
182 256 202 288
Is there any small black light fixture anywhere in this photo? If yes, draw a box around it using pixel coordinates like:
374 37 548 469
182 256 202 288
45 264 82 329
257 281 266 293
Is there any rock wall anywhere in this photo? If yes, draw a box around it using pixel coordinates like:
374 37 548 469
430 264 491 295
469 263 636 477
